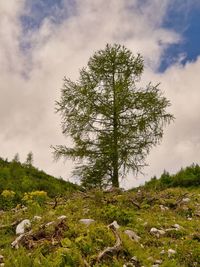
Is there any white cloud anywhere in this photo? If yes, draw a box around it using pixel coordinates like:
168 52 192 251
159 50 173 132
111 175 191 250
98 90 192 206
0 0 199 188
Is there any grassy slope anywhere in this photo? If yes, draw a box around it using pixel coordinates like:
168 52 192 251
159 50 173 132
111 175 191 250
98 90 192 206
0 186 200 267
0 157 79 200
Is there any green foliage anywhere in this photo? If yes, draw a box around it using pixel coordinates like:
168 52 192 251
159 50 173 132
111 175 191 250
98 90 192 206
22 190 48 205
177 240 200 266
100 204 135 225
0 186 200 266
54 43 173 188
0 156 79 209
0 189 20 210
144 164 200 190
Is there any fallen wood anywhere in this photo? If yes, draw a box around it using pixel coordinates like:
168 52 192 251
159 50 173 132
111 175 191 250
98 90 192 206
0 219 21 230
130 199 141 209
96 222 122 263
11 218 68 249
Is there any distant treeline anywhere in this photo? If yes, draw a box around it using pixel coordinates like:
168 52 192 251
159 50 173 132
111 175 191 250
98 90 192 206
0 157 79 198
145 164 200 189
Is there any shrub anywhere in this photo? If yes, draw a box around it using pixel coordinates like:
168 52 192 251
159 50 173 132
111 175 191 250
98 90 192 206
22 190 48 205
0 189 18 210
1 189 15 198
100 204 135 225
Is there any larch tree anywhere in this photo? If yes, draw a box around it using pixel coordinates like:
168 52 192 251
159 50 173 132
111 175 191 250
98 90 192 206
53 44 173 188
25 152 34 167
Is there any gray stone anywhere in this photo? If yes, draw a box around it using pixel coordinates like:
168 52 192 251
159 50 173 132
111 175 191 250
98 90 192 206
16 219 31 235
109 220 120 229
57 215 67 220
33 216 42 221
124 230 141 242
160 249 165 255
154 259 162 264
150 227 165 237
182 197 190 203
79 219 95 226
173 224 181 230
160 205 169 211
168 248 176 257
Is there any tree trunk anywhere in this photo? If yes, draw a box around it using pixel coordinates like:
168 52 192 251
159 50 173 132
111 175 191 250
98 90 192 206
112 69 119 188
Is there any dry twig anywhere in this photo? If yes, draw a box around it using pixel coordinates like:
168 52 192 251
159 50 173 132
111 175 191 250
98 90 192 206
96 222 122 263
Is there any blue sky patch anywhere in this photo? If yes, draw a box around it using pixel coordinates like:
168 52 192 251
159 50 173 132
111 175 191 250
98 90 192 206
20 0 75 33
159 2 200 72
20 0 76 54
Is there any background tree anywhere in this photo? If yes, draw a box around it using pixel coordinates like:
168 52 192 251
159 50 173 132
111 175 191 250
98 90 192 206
53 44 173 188
12 153 20 163
25 152 34 167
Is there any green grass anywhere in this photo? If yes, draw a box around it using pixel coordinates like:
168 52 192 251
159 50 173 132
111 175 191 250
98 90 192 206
0 187 199 266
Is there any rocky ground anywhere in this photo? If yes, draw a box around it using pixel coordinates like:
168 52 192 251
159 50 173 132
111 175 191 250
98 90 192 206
0 187 200 266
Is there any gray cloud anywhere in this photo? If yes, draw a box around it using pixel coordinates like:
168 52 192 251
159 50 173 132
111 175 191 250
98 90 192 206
0 0 199 188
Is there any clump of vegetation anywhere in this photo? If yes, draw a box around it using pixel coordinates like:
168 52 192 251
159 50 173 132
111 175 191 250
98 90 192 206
144 164 200 190
22 191 48 206
0 189 20 210
0 156 80 210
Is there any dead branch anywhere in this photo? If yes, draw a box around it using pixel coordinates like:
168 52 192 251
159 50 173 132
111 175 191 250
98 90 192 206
0 219 21 230
169 193 189 208
11 218 68 249
96 223 122 263
83 259 90 267
53 196 58 209
130 199 141 209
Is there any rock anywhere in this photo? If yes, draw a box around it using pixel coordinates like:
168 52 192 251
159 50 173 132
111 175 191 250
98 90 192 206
173 224 181 230
124 230 141 242
57 215 67 220
154 260 162 264
79 219 95 226
0 255 4 263
160 249 165 255
152 265 159 267
168 249 176 257
187 217 192 221
182 197 190 203
16 219 31 235
150 228 165 237
33 216 42 221
123 263 135 267
160 205 169 211
109 220 120 229
123 257 140 266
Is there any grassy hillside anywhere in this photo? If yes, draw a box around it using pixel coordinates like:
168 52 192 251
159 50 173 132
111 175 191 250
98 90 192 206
0 157 79 210
0 186 199 266
0 160 200 266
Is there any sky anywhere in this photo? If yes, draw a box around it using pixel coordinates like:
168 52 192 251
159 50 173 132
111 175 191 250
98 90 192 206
0 0 200 188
